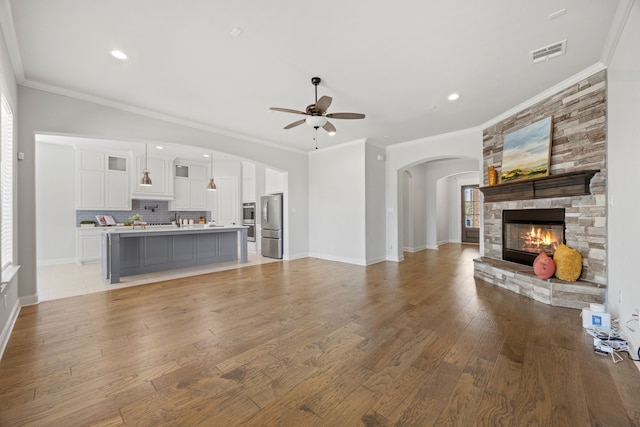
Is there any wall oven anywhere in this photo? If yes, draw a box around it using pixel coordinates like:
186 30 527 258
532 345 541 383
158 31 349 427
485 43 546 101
243 202 255 221
243 202 256 242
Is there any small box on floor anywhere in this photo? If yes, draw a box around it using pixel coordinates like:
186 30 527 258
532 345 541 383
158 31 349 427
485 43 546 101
582 303 611 330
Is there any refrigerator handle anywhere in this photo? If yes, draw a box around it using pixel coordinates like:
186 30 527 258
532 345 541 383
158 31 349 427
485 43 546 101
263 199 268 224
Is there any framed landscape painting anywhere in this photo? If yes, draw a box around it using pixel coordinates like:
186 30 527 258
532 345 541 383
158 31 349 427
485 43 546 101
500 116 553 183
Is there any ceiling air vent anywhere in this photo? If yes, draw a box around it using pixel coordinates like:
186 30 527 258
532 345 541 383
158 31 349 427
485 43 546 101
530 40 566 63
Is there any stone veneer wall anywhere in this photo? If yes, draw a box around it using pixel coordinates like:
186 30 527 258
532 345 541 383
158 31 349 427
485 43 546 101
482 70 607 285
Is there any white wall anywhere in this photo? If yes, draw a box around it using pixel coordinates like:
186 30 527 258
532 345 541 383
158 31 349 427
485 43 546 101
386 128 482 261
436 177 448 245
402 171 413 250
35 142 76 263
309 139 366 265
365 143 387 263
17 86 310 301
400 160 479 252
424 158 480 249
447 173 479 243
607 0 640 337
402 164 427 252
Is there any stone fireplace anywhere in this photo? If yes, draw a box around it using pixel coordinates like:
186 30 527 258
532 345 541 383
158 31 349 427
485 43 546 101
473 70 607 309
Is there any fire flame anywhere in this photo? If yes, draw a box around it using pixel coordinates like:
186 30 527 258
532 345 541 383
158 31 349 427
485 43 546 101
525 227 559 251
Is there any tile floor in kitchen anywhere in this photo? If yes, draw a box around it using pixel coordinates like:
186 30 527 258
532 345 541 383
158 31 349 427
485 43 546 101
37 253 281 301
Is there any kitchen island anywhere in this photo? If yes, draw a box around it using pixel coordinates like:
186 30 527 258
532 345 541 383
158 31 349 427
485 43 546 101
102 225 248 284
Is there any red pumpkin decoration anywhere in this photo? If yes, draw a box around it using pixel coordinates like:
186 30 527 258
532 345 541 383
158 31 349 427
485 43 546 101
533 252 556 280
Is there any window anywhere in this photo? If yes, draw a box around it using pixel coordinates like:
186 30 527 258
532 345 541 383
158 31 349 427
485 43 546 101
1 95 14 271
463 185 480 228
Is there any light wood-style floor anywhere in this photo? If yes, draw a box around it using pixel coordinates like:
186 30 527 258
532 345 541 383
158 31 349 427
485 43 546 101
1 244 639 426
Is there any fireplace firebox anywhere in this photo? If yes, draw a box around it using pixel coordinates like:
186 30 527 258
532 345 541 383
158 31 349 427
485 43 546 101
502 208 565 266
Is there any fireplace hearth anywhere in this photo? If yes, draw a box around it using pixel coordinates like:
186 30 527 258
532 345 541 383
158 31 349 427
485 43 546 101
502 208 565 266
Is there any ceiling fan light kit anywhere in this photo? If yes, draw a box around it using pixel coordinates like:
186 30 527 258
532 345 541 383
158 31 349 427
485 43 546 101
305 115 327 128
270 76 365 142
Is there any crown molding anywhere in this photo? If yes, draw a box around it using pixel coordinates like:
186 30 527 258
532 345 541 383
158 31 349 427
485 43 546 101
19 78 309 155
480 62 607 130
0 0 24 81
600 0 636 66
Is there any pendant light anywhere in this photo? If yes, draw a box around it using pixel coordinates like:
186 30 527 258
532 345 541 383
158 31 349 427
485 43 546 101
207 152 217 191
140 143 152 186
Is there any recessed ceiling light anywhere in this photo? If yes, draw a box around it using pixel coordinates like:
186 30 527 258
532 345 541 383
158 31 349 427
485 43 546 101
110 50 127 60
448 93 460 101
155 146 163 150
203 154 209 157
230 27 243 38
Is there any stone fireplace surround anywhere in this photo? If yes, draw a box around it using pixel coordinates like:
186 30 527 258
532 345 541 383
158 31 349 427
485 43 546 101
473 70 607 309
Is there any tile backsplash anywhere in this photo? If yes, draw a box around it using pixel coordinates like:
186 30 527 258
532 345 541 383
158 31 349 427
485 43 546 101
76 200 210 225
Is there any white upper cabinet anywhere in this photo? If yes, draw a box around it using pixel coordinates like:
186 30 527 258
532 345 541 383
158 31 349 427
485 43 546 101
105 172 130 209
265 167 284 195
131 155 174 200
77 169 105 209
209 176 239 225
76 150 131 210
169 160 208 211
242 161 256 202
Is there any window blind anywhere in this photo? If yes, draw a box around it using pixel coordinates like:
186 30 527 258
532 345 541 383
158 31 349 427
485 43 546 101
1 96 14 270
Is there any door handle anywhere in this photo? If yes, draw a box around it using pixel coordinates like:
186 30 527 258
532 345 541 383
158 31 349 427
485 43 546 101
263 201 268 223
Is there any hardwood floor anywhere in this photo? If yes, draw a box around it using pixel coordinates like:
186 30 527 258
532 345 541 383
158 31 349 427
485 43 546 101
1 244 639 426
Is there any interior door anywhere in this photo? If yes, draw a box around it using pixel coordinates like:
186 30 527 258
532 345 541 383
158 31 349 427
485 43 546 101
461 185 480 244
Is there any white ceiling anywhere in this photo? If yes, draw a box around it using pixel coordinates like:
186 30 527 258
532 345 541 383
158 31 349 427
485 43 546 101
2 0 623 153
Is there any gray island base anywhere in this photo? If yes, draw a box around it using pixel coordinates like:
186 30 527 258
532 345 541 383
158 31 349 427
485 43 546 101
102 225 248 284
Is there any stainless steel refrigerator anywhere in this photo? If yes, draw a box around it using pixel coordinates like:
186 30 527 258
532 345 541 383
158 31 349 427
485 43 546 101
261 193 283 259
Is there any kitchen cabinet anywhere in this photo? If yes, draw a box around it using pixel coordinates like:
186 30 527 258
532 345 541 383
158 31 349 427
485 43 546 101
131 155 174 200
242 161 256 202
210 176 239 225
169 161 208 210
76 150 131 210
265 167 285 194
76 228 103 264
105 172 130 208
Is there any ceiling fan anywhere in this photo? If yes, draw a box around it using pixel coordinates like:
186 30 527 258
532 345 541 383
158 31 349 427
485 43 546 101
270 77 365 136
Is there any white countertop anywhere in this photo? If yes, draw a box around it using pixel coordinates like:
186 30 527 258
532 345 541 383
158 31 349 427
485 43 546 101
98 224 247 234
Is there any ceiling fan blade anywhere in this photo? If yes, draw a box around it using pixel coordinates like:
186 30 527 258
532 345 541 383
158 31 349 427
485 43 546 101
322 121 336 134
326 112 365 120
270 107 307 115
283 119 306 129
315 96 332 114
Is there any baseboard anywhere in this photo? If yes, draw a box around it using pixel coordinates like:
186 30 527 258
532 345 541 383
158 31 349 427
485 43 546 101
403 245 427 253
425 244 439 250
284 252 308 261
365 256 387 265
20 293 39 306
0 299 20 361
386 254 404 262
308 252 368 266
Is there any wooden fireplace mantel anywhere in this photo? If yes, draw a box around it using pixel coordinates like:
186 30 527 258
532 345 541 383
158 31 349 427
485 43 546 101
479 170 599 202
